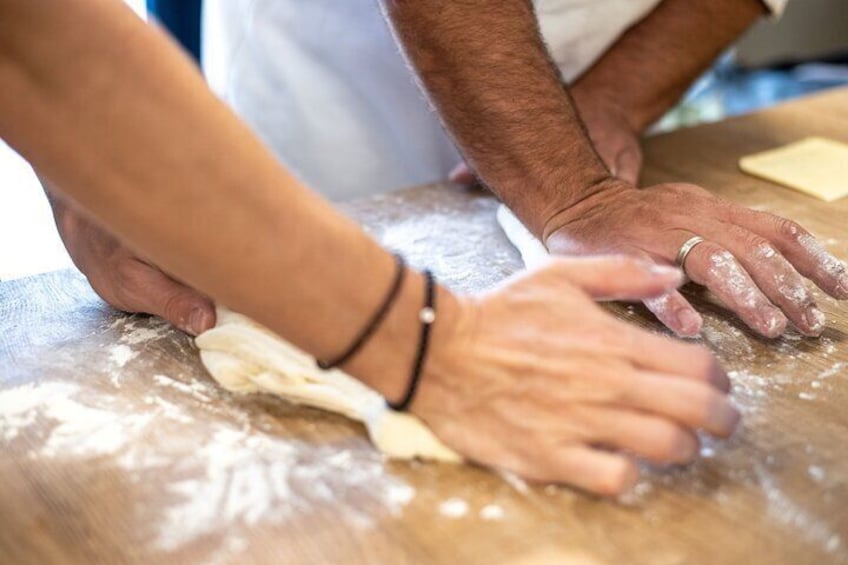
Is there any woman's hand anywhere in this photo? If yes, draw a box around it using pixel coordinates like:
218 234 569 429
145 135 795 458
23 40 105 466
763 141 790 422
414 256 738 496
51 196 215 336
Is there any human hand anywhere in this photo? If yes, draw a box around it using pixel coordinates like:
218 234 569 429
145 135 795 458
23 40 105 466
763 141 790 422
415 256 738 496
51 197 216 335
570 87 642 185
543 178 848 338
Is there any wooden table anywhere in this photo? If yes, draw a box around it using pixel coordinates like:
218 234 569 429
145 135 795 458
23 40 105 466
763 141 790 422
3 88 848 565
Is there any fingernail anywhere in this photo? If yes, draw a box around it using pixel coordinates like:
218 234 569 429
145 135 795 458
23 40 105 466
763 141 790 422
650 265 685 287
760 308 787 338
187 308 210 336
676 436 699 463
803 306 826 336
836 274 848 300
675 309 702 337
712 404 741 438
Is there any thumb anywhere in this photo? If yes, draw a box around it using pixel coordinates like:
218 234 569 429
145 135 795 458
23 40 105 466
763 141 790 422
121 261 216 336
614 146 643 186
448 162 477 186
549 256 684 301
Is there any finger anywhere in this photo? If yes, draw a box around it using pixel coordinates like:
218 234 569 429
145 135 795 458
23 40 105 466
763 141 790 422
549 256 684 301
575 405 699 466
614 249 703 338
614 145 642 186
643 290 703 338
707 222 825 336
682 241 787 338
612 371 739 438
727 210 848 300
117 259 216 335
448 162 476 186
611 319 730 392
532 445 639 496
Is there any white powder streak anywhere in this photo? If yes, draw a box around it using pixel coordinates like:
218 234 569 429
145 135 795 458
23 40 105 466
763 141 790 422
480 504 505 521
439 497 469 519
799 234 848 284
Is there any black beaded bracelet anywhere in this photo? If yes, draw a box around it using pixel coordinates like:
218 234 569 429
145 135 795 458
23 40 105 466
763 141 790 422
316 253 406 370
387 269 436 412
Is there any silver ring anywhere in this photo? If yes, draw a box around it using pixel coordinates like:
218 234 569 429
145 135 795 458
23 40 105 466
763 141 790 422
675 236 705 268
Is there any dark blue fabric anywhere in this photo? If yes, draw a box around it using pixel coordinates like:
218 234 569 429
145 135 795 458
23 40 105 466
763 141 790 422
147 0 202 64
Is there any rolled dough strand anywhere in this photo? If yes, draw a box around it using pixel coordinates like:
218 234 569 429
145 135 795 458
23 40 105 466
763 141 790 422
196 307 461 463
496 205 549 270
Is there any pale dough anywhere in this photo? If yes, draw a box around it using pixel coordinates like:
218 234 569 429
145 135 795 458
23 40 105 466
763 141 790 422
196 308 460 462
739 137 848 202
497 205 549 269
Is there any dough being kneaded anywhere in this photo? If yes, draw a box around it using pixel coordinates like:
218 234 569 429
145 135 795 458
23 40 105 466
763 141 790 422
196 308 460 462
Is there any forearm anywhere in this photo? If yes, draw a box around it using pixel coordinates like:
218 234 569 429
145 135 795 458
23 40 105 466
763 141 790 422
572 0 766 132
379 0 610 238
0 0 444 399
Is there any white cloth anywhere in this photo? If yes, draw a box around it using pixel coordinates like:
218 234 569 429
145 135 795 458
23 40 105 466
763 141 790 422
203 0 787 201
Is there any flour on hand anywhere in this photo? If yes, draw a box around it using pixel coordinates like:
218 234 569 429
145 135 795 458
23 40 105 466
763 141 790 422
195 308 460 462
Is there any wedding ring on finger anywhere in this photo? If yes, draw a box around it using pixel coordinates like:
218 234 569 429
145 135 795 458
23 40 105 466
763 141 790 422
675 236 706 270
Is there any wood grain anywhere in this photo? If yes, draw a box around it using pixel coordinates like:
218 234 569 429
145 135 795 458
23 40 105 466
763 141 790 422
2 88 848 564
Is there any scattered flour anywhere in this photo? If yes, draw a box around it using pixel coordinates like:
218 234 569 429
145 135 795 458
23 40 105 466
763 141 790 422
0 378 417 553
157 428 416 550
480 504 505 521
438 497 469 519
798 234 848 287
0 381 152 456
153 374 213 402
808 466 826 483
708 251 760 310
755 463 842 554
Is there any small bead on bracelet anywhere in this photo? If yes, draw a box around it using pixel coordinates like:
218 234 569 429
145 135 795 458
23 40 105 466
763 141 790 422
315 254 437 413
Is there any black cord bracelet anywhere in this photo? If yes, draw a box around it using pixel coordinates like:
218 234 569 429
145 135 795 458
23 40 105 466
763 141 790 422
387 269 436 412
316 253 407 370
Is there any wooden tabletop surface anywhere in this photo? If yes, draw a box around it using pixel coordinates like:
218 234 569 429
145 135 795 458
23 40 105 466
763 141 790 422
3 88 848 565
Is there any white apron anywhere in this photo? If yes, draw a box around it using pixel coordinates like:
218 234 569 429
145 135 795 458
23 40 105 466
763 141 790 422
203 0 784 201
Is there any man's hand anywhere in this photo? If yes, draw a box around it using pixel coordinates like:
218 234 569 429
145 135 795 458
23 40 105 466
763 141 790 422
570 88 642 185
543 179 848 338
52 199 216 336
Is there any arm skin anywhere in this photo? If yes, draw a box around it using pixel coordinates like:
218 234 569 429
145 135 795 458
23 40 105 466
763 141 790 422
380 0 848 339
379 0 611 238
569 0 767 182
45 0 766 338
0 0 739 494
0 0 435 403
574 0 767 133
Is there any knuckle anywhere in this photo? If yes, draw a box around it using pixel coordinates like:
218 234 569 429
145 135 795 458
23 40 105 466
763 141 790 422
774 217 808 243
162 292 189 320
688 242 725 274
705 396 737 438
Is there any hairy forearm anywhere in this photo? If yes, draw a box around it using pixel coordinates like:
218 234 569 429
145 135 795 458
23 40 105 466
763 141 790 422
379 0 610 238
0 0 443 399
573 0 766 131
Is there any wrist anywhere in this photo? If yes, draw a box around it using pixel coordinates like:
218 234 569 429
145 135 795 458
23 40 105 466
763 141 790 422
571 83 646 134
541 177 634 245
342 268 466 406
